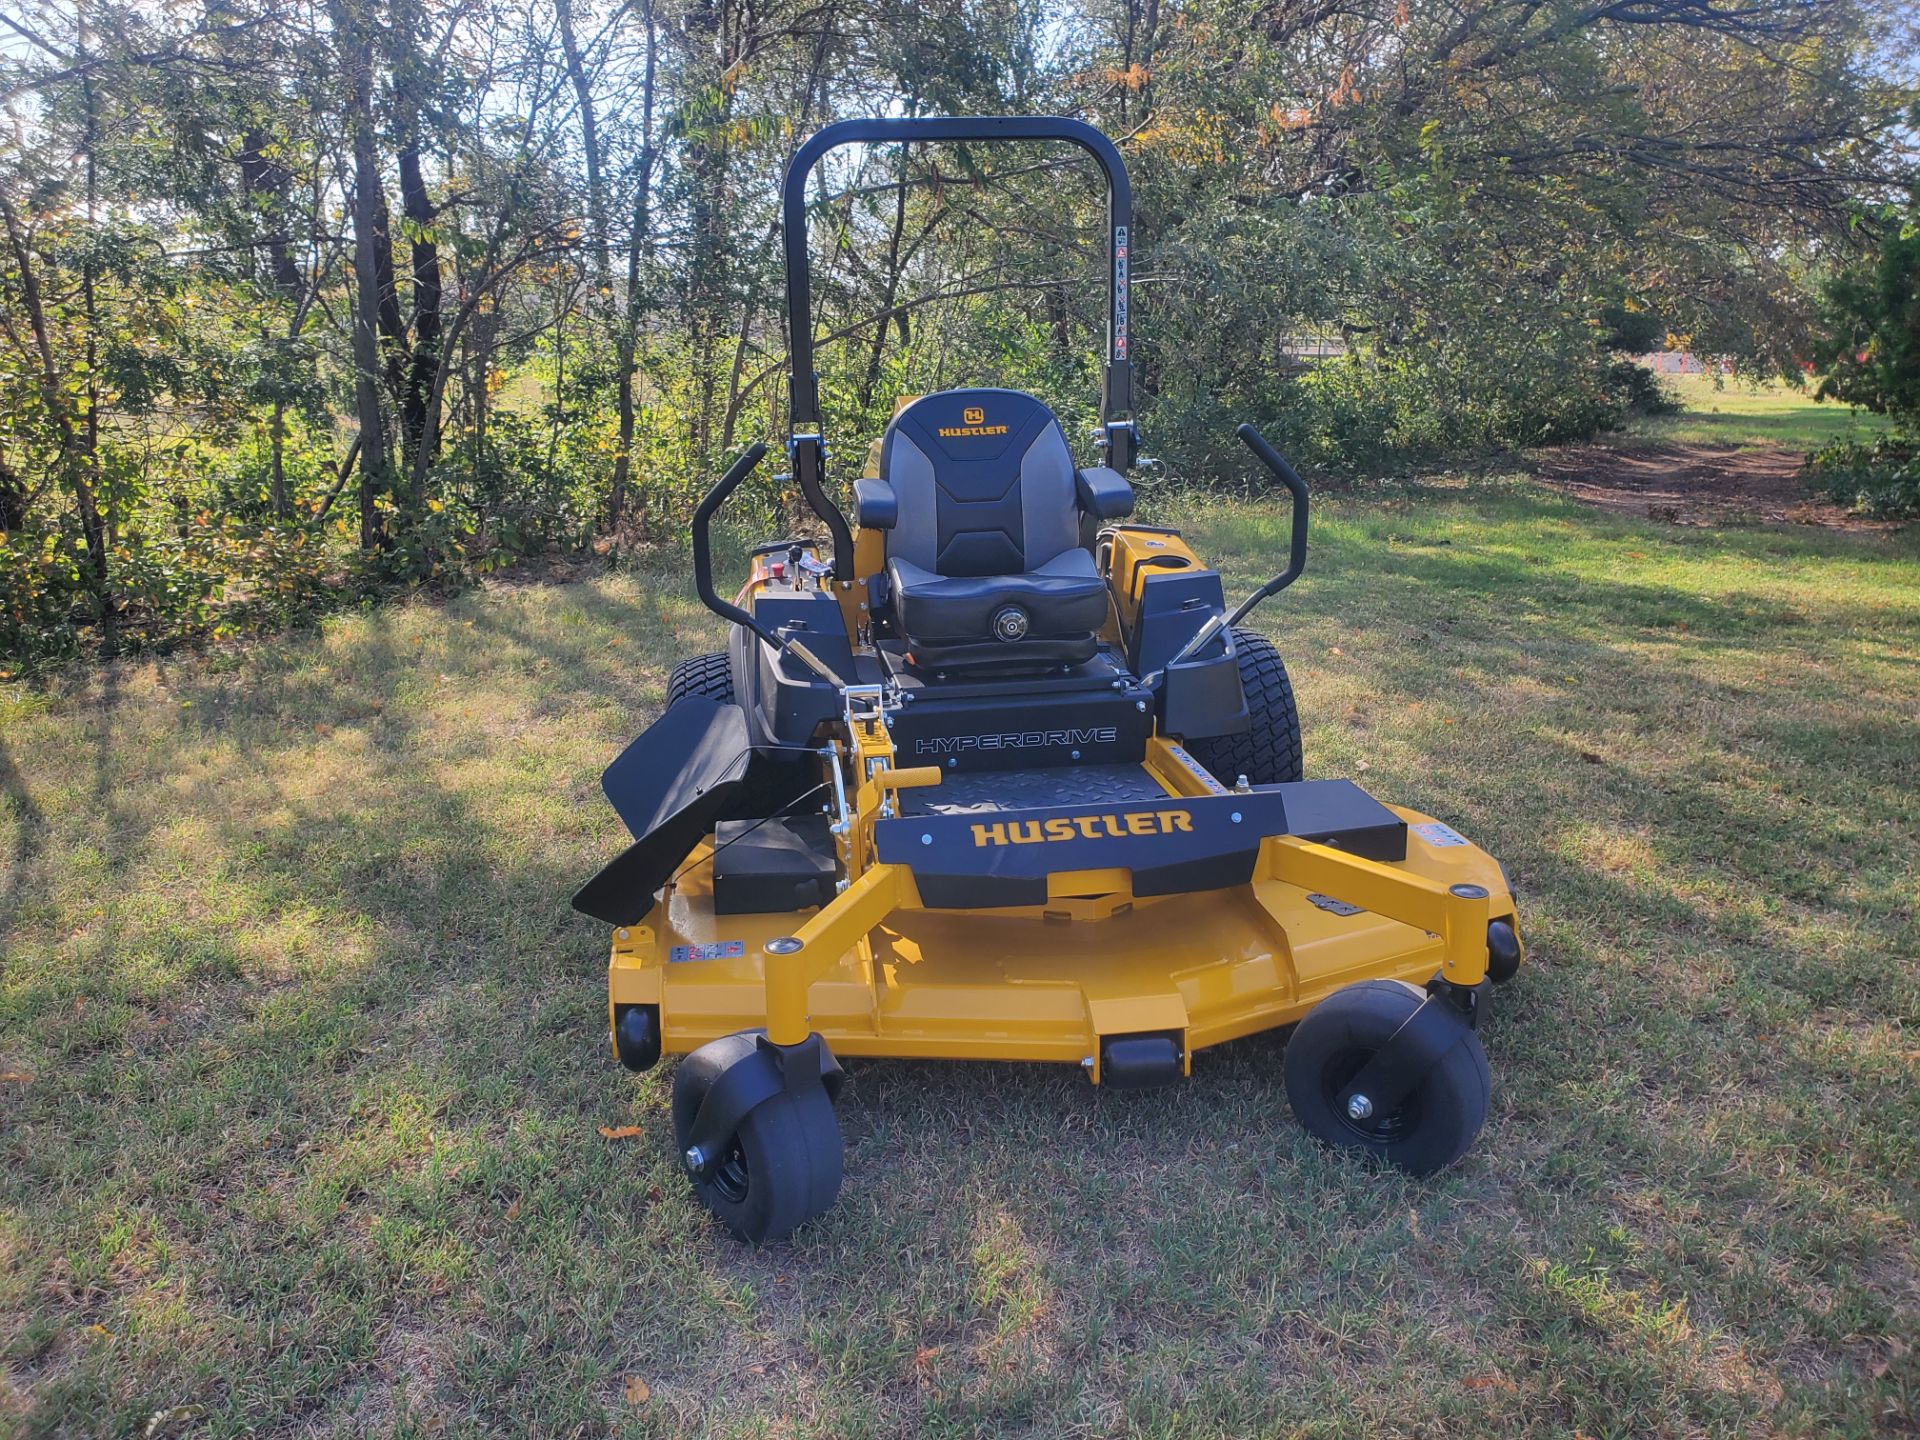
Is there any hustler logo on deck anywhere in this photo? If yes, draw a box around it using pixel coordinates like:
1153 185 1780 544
970 809 1196 847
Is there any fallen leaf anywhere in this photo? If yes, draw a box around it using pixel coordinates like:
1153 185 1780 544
0 1071 32 1084
87 1323 113 1338
144 1404 207 1438
1463 1373 1518 1393
1328 646 1344 656
1580 752 1603 764
598 1125 643 1140
623 1375 651 1404
503 1198 522 1221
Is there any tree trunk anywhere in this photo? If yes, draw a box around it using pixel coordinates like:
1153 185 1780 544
719 269 766 456
0 454 26 531
610 0 658 529
682 0 736 468
398 137 442 496
270 398 288 516
557 0 611 291
236 129 305 298
859 144 914 413
0 192 111 634
341 18 390 550
233 129 307 521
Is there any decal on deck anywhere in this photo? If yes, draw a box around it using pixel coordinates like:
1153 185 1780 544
1162 742 1231 795
1411 821 1469 848
669 940 747 963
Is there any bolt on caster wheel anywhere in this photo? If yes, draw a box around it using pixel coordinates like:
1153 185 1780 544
671 1033 844 1244
1283 980 1490 1175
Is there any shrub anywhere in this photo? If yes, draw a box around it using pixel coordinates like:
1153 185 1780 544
1604 360 1681 417
1808 432 1920 518
0 530 93 666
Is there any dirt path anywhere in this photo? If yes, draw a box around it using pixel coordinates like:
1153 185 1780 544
1533 441 1892 531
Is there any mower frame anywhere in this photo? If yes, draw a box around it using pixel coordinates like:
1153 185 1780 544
579 114 1526 1240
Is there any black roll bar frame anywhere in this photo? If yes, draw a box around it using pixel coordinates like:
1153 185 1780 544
779 116 1138 582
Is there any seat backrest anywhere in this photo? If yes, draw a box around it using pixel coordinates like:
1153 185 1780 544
877 389 1078 577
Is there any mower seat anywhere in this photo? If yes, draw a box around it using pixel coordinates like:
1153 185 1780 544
858 388 1131 670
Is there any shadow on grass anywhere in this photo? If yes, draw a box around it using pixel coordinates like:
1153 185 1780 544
0 735 47 951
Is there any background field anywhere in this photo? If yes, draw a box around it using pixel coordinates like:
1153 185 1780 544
1627 376 1890 451
3 469 1918 1438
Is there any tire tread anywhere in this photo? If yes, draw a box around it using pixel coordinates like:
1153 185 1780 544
1186 627 1303 787
666 651 733 705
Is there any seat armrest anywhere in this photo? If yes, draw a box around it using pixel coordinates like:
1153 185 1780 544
1076 466 1135 520
854 477 897 529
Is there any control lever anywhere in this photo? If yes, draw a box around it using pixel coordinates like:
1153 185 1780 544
1143 424 1308 690
692 444 851 687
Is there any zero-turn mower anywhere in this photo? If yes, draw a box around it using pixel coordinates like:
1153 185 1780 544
574 116 1524 1243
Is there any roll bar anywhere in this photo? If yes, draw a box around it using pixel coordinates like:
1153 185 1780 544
780 116 1138 581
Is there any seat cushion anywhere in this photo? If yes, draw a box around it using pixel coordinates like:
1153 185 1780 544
879 390 1080 576
889 549 1109 647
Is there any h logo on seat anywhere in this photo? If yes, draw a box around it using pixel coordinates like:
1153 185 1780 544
963 405 985 424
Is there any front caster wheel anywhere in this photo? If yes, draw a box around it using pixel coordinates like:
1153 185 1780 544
1283 980 1489 1175
671 1033 843 1244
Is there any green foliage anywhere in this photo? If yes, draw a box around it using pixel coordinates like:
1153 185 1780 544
1813 188 1920 422
1605 359 1683 419
0 529 93 665
1809 430 1920 517
0 513 354 669
0 0 1909 668
1166 346 1674 481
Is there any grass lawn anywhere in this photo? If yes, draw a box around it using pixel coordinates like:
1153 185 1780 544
3 476 1917 1438
1626 375 1890 452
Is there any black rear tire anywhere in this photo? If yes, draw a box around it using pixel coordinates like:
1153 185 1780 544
671 1034 844 1244
666 650 734 705
1185 626 1303 787
1282 980 1489 1175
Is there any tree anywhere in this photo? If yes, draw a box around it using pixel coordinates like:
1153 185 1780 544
1814 188 1920 422
0 0 1912 665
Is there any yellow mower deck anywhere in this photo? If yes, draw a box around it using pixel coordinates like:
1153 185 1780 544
607 734 1519 1080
